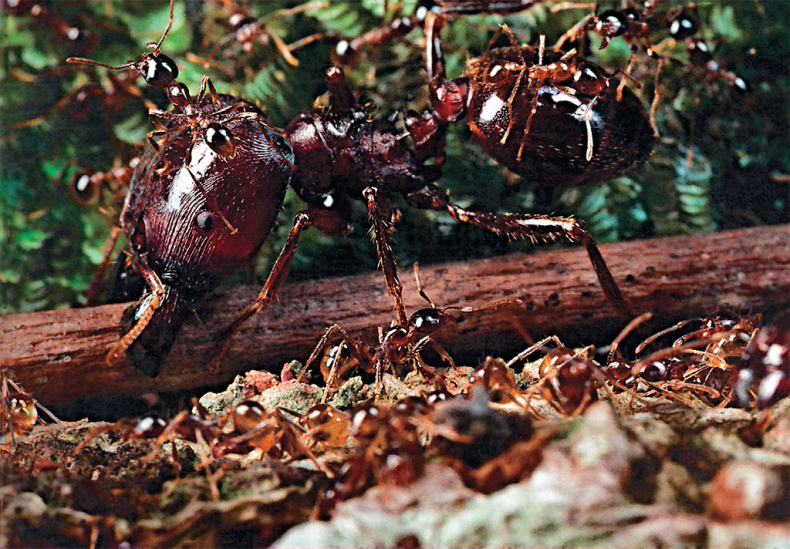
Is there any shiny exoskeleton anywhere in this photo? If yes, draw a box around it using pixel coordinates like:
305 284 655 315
73 0 655 377
299 264 519 399
113 85 294 375
1 376 60 447
734 316 790 409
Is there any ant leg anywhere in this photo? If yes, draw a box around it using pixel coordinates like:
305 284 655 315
299 323 350 382
506 335 566 368
554 13 592 50
410 336 456 373
649 57 663 137
363 187 408 327
326 67 356 110
406 186 633 317
217 212 314 359
86 225 122 306
617 44 638 101
106 260 166 365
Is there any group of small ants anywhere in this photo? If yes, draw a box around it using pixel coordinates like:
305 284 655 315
3 0 787 515
3 303 788 512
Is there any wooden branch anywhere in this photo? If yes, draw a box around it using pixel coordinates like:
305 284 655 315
1 225 788 405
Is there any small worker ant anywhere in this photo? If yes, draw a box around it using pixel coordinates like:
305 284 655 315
284 403 352 449
1 375 61 448
3 0 96 56
557 1 748 132
507 336 602 416
201 1 327 69
299 263 519 400
214 400 331 474
66 157 139 208
315 397 429 518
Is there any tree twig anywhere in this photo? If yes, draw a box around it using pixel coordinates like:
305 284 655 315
1 225 788 405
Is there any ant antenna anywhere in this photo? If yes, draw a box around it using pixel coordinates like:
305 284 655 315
412 263 436 308
152 0 176 52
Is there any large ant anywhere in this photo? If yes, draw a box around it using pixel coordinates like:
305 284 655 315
69 0 653 377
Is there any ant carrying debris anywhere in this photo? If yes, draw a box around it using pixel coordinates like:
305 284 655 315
65 0 655 377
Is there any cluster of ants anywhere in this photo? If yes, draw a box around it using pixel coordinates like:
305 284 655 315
4 296 788 519
4 0 780 514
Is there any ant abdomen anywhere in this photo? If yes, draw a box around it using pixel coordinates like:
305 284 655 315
466 47 654 187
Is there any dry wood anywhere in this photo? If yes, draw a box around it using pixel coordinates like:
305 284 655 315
1 225 788 405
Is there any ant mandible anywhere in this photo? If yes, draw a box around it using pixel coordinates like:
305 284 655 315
69 0 653 377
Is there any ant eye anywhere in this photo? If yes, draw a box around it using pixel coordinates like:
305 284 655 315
196 211 214 232
142 52 178 89
205 123 235 156
410 309 443 333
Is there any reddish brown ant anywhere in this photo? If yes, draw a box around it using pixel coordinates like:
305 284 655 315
3 0 96 56
289 403 352 449
299 264 519 400
200 1 327 69
508 337 603 416
734 315 790 409
601 313 761 406
1 375 61 448
66 157 139 208
71 0 653 377
315 397 429 517
557 1 748 132
73 408 219 457
214 400 331 474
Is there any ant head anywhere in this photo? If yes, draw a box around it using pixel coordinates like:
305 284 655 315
139 51 179 89
669 10 699 41
66 0 178 89
408 308 453 336
596 10 630 37
128 415 167 439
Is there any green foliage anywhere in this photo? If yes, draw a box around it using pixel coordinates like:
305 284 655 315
0 0 787 314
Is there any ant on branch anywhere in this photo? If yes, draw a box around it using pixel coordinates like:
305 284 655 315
67 0 654 377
